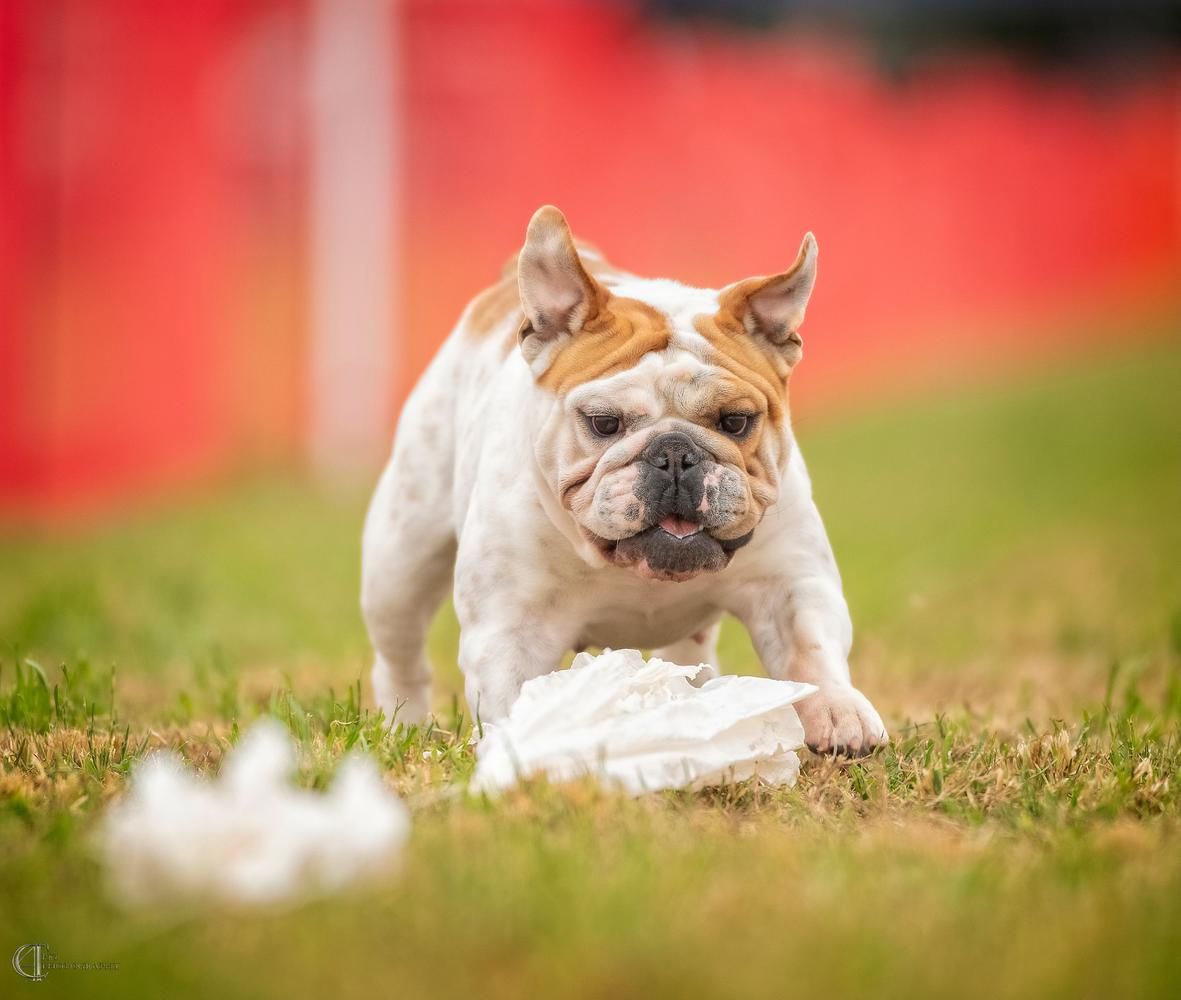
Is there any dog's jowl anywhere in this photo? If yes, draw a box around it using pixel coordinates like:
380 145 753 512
361 206 887 755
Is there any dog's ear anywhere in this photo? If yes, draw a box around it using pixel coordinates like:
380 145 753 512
719 233 818 367
517 206 606 364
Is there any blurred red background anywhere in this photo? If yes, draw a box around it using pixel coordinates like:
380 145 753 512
2 0 1178 519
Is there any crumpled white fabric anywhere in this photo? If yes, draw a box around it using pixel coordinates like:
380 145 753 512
472 649 816 795
99 720 410 906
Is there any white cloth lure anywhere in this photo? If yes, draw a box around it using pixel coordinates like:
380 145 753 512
472 649 816 795
99 720 410 906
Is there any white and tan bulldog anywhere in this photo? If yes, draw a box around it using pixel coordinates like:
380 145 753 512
361 206 887 755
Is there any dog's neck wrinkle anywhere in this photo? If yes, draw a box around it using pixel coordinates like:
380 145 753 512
530 452 607 569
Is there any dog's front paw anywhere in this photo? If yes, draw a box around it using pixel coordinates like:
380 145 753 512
796 684 888 757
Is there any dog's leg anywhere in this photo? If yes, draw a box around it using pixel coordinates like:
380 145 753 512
451 520 575 723
457 622 571 725
740 580 887 756
361 418 456 726
652 620 722 684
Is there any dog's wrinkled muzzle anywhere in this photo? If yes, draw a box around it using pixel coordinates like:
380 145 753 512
605 433 754 580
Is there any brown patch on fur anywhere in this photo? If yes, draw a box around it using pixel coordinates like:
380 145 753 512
693 306 791 427
689 304 797 495
716 235 815 367
538 296 673 394
466 243 623 352
465 273 522 342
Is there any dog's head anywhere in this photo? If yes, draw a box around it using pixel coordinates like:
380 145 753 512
519 206 816 582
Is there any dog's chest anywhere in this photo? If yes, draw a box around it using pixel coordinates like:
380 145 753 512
573 577 724 650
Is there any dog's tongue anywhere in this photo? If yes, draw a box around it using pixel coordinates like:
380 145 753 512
659 515 701 539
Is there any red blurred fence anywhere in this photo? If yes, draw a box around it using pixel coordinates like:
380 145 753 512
1 0 308 516
2 0 1178 518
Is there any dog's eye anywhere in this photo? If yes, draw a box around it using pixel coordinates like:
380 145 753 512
719 414 751 436
589 415 621 437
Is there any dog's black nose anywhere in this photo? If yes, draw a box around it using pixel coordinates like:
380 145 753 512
642 432 702 474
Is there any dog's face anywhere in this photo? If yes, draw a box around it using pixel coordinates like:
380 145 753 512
518 207 817 582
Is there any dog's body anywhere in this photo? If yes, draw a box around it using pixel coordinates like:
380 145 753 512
362 207 886 754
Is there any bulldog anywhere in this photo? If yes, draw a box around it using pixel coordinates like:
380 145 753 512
361 206 887 755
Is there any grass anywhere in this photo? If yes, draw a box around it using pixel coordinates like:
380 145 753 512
1 339 1179 998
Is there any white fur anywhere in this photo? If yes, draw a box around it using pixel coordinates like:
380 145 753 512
602 274 719 354
362 252 887 754
601 275 719 325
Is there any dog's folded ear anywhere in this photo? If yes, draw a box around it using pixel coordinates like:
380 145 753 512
517 206 606 363
719 233 818 367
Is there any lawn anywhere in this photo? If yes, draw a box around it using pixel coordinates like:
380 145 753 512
1 341 1179 998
